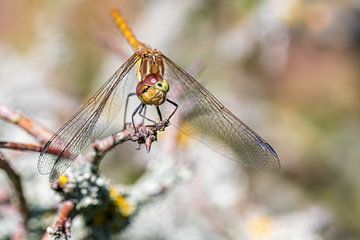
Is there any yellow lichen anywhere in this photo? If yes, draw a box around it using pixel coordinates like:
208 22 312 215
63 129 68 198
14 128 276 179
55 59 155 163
58 175 69 188
110 187 135 217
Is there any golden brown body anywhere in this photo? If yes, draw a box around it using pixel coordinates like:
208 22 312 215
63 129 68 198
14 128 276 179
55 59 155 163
135 49 169 105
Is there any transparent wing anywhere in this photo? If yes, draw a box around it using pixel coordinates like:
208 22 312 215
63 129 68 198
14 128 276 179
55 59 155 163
162 54 280 173
38 54 140 182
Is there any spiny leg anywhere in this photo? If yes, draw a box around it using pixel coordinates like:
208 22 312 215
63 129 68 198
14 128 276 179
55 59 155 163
139 104 157 125
140 104 147 125
123 93 137 129
156 106 163 121
132 103 144 132
166 99 178 122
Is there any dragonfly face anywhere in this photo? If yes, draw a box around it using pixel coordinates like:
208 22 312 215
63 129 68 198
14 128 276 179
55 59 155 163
136 73 169 105
136 49 169 105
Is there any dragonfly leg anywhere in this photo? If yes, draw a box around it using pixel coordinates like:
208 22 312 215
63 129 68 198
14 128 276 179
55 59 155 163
166 98 178 122
140 105 147 125
123 92 137 129
156 106 163 121
132 103 144 132
139 105 157 125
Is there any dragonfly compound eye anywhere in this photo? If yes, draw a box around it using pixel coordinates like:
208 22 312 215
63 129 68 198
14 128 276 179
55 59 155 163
155 79 169 93
137 74 162 95
142 74 163 86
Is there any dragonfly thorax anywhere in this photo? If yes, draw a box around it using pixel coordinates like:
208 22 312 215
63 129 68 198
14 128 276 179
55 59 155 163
137 49 165 81
136 73 169 105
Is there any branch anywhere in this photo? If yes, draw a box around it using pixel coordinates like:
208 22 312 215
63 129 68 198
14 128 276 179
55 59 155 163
0 142 43 153
42 201 75 240
91 121 169 163
0 151 29 236
0 141 70 158
0 104 53 144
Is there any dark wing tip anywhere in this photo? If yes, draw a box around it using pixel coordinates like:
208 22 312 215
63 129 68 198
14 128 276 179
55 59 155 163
256 138 281 174
264 142 278 158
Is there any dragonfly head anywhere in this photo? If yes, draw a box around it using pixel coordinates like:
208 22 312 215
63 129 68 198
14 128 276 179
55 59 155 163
136 74 169 105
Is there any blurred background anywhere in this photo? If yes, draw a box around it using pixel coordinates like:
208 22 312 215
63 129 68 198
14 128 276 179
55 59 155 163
0 0 359 239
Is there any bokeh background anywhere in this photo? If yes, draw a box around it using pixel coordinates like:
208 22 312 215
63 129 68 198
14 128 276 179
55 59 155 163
0 0 359 239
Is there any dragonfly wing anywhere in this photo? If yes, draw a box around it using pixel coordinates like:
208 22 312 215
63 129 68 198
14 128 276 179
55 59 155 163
162 55 280 173
38 54 140 182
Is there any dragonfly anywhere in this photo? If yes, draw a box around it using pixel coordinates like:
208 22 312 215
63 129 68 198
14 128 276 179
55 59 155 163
38 9 280 182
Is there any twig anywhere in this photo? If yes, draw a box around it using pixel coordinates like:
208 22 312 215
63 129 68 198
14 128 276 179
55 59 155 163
42 201 75 240
0 151 29 236
0 151 29 220
0 142 43 153
0 141 69 158
92 121 169 163
0 104 53 144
